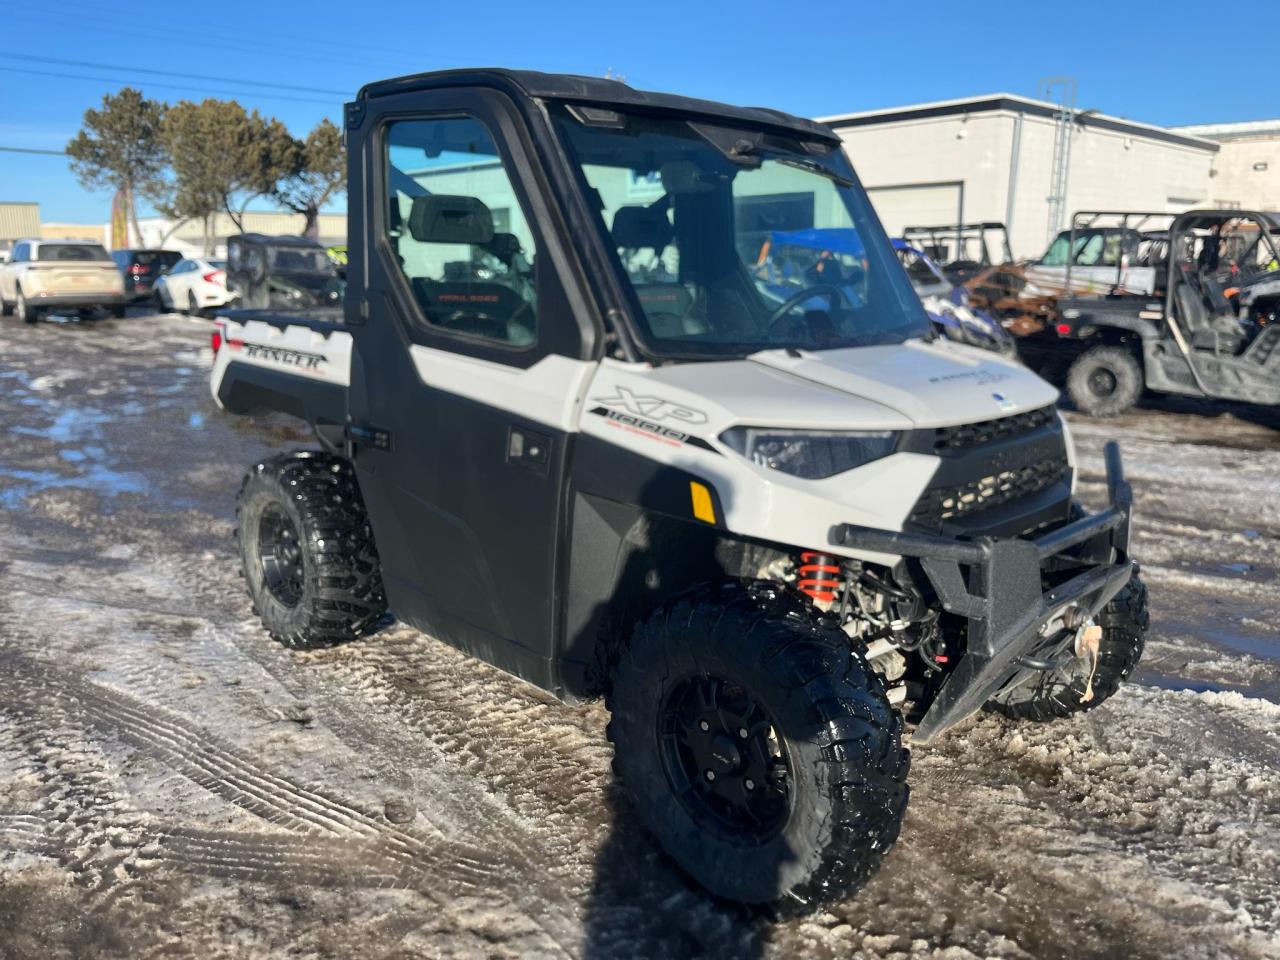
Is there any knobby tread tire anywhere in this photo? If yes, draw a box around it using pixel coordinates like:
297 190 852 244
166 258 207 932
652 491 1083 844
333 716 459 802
1066 344 1144 417
987 573 1149 723
235 451 386 648
608 582 909 907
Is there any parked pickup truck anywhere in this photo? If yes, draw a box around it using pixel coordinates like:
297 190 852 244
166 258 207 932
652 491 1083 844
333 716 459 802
210 68 1146 909
0 238 127 322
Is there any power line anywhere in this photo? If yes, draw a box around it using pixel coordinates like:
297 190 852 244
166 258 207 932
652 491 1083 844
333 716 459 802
0 145 66 156
39 0 476 69
0 52 349 98
0 64 338 106
3 8 417 77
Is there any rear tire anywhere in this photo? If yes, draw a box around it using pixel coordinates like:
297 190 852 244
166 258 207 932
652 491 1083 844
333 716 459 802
188 291 203 319
1066 345 1143 417
0 292 11 316
16 290 38 325
110 304 127 319
608 583 909 906
235 451 387 648
987 573 1148 722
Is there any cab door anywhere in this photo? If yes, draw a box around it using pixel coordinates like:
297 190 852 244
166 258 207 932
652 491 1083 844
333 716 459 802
345 87 600 690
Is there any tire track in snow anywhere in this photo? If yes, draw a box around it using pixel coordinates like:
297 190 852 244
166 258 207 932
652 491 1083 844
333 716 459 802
0 646 578 956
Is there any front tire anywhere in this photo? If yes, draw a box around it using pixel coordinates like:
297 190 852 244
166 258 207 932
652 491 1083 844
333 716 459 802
1066 345 1143 417
987 574 1148 722
235 451 387 648
608 583 909 906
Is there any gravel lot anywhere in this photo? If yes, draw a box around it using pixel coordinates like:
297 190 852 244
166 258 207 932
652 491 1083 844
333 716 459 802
0 312 1277 960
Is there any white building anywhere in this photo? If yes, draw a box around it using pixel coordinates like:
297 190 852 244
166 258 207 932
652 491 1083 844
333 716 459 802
111 210 347 257
818 94 1225 260
1173 120 1280 213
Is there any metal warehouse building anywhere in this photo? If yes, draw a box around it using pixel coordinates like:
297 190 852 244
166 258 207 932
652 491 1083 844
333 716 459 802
0 201 41 255
819 94 1227 261
124 211 348 258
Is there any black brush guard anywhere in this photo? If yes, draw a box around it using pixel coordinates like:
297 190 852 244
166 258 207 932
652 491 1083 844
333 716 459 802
831 441 1135 744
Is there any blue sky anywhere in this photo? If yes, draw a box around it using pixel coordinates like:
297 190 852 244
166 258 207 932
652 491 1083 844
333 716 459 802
2 0 1276 223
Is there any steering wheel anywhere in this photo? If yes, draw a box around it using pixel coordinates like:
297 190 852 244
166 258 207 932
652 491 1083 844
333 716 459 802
765 283 847 333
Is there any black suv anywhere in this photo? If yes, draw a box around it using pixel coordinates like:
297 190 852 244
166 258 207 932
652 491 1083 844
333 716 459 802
111 249 183 302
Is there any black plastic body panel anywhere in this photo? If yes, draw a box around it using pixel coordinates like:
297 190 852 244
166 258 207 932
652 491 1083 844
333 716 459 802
899 411 1072 538
831 440 1136 744
217 360 347 426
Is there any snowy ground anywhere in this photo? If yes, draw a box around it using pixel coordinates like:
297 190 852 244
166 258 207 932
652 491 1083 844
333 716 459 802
0 311 1277 960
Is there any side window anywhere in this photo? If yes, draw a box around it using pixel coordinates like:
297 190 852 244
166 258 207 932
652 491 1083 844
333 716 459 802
12 242 28 263
384 117 536 347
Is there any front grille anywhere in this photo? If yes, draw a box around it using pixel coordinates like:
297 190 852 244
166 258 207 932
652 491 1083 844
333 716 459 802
933 405 1057 453
909 456 1070 528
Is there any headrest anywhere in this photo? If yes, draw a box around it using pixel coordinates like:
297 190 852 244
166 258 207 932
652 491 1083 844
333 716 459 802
408 195 494 245
612 206 672 253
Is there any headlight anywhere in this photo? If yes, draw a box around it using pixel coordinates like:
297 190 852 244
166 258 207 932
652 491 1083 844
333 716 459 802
719 427 898 479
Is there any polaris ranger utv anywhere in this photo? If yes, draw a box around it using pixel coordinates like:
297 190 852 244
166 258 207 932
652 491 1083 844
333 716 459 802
211 69 1147 908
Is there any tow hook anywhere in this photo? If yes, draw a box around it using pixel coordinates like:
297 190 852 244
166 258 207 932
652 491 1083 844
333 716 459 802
1074 617 1104 703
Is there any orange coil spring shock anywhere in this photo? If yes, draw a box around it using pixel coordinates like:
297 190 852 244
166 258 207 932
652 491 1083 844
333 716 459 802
797 552 843 604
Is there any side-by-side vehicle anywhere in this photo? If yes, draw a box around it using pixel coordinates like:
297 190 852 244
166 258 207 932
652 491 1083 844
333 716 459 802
210 69 1147 907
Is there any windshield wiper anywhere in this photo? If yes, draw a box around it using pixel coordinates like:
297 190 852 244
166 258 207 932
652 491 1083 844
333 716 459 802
773 155 853 187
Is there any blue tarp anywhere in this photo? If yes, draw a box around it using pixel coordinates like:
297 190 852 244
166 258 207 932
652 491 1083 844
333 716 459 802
769 228 866 259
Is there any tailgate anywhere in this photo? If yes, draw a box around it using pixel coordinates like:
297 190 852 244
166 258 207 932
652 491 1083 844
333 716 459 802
28 262 121 293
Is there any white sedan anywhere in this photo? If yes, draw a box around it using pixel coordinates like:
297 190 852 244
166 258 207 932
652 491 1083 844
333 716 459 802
153 257 231 316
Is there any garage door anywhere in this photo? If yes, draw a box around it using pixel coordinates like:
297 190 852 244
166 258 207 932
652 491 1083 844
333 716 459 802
865 182 964 242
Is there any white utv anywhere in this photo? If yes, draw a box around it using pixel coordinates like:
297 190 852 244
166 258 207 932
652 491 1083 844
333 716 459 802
210 69 1148 909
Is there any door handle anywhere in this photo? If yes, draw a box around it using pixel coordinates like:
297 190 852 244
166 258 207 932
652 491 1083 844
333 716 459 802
507 427 551 475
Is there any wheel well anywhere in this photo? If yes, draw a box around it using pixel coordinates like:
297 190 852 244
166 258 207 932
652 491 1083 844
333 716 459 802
558 495 791 700
1077 327 1143 355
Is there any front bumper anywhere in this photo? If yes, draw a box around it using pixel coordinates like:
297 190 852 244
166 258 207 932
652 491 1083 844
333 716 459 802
832 440 1135 745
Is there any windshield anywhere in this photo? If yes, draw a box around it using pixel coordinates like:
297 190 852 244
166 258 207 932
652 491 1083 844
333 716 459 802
894 244 952 293
38 243 111 262
552 107 929 358
1041 228 1138 267
131 250 182 268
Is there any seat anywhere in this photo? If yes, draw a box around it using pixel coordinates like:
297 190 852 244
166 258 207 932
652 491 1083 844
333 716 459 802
1174 274 1247 354
611 205 673 256
610 205 705 338
410 276 530 342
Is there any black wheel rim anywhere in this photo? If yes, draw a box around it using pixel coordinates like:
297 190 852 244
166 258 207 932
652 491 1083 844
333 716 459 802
1088 366 1118 397
257 504 305 607
659 674 792 843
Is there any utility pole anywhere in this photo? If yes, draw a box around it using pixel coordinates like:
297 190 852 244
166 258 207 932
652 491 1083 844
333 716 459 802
1040 77 1077 246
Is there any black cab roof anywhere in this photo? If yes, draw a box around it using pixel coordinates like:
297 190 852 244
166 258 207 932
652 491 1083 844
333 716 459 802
230 233 325 248
355 68 838 144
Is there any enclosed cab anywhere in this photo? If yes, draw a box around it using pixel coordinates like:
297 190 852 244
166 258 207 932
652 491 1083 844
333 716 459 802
211 69 1146 909
226 233 344 311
